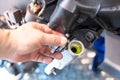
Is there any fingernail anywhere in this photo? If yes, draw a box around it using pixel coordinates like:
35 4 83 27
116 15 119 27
60 36 67 46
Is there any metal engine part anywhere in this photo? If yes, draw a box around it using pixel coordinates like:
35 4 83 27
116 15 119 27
0 0 120 79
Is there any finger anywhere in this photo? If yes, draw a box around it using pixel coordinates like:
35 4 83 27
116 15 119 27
35 23 63 36
37 56 53 64
40 33 67 46
39 46 50 53
39 56 53 64
55 26 65 34
49 30 64 36
51 52 63 60
39 47 51 56
31 52 53 64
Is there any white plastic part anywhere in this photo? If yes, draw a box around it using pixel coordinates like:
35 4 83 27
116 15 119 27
44 40 85 75
44 50 74 75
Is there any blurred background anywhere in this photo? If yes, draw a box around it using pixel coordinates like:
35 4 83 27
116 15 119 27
0 0 120 80
0 49 119 80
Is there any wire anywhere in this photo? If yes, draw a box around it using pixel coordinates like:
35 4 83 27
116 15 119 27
38 0 46 17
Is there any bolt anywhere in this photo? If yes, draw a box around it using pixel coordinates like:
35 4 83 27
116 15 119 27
85 32 95 42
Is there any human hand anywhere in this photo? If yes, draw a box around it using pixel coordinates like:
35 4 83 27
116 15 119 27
3 22 67 63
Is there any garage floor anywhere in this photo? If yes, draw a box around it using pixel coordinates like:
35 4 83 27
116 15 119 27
20 50 120 80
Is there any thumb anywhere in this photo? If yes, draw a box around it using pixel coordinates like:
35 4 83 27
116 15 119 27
40 33 67 46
